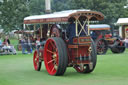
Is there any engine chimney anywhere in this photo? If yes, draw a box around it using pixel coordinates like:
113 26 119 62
45 0 51 14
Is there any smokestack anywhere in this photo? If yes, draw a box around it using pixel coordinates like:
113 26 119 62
45 0 51 14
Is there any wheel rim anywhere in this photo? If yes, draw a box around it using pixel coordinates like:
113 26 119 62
97 39 107 54
33 50 39 70
44 39 59 75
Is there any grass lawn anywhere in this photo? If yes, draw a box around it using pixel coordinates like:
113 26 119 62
0 49 128 85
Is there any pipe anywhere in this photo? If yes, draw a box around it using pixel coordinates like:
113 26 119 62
45 0 51 14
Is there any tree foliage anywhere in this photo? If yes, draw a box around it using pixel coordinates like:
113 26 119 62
28 0 45 15
0 0 128 32
69 0 128 25
0 0 29 32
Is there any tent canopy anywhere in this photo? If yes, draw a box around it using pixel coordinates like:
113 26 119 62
116 18 128 25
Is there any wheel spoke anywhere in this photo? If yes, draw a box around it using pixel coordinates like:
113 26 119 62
50 41 56 49
51 66 55 73
36 53 39 58
47 59 55 64
35 57 39 63
35 58 37 63
47 49 55 54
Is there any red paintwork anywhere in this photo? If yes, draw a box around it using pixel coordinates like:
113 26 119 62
73 38 78 44
97 34 112 40
33 50 39 70
68 46 90 64
73 37 92 44
43 37 91 75
105 34 112 38
33 24 95 75
43 38 58 75
97 35 102 39
24 17 68 24
126 28 128 32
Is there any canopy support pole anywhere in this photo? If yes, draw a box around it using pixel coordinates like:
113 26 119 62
87 18 90 35
34 24 36 38
40 24 43 38
75 19 78 36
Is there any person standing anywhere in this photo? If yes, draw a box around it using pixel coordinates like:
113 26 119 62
20 37 27 54
27 37 32 54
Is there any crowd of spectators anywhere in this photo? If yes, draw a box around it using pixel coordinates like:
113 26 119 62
0 36 16 55
20 36 33 54
19 36 46 54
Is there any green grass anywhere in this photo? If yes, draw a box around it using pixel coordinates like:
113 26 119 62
0 49 128 85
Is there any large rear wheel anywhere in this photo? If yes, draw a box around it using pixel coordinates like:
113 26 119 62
74 40 97 73
96 38 108 55
44 37 68 76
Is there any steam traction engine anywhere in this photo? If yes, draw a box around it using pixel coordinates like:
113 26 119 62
90 24 125 55
24 10 104 76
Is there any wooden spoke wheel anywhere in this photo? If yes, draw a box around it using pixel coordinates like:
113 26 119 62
96 38 108 55
33 50 42 71
74 40 97 73
44 37 68 76
111 41 125 53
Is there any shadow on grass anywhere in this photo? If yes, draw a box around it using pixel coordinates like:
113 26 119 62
37 67 94 78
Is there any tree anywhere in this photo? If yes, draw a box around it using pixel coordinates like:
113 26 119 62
28 0 45 15
69 0 128 25
51 0 70 12
0 0 128 32
0 0 29 32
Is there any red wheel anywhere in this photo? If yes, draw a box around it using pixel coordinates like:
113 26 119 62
74 40 97 73
96 38 108 55
33 50 42 71
44 37 68 76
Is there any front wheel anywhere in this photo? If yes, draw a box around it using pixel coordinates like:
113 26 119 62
33 50 42 71
74 40 97 73
44 37 68 76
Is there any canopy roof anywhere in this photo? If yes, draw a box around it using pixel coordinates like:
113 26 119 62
89 24 110 30
24 9 104 24
14 30 34 34
116 18 128 25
